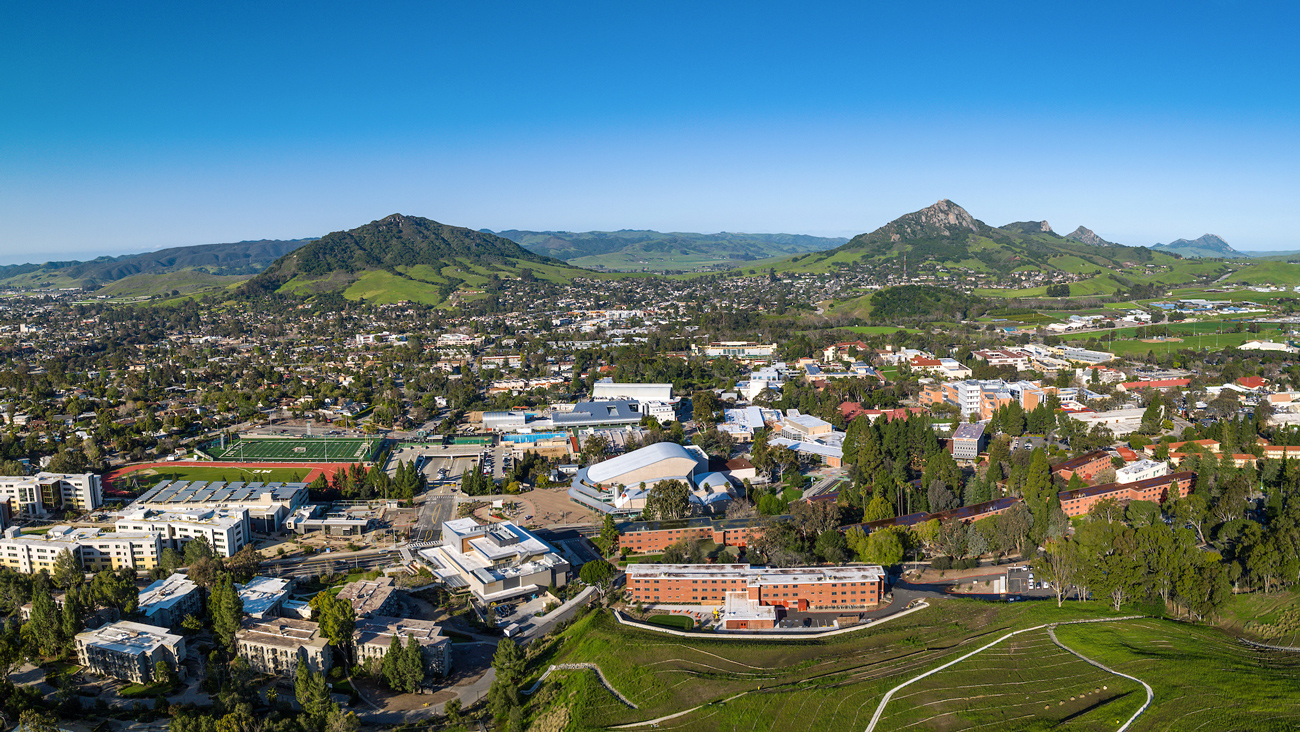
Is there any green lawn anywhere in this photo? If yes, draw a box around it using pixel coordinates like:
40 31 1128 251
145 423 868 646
210 436 380 463
645 614 695 631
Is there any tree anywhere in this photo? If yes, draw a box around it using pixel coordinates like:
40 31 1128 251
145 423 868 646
293 659 333 720
90 568 138 616
488 637 525 724
444 698 463 726
815 528 849 563
1035 538 1081 607
225 545 262 581
400 634 426 692
51 548 83 590
22 589 61 658
643 480 691 520
863 493 895 522
324 708 359 732
211 574 244 651
312 592 356 664
19 710 58 732
60 593 83 654
598 514 619 556
382 635 402 690
183 536 213 565
862 529 906 566
154 659 175 685
579 559 616 594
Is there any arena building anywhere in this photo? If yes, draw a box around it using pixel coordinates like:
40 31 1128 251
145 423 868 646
568 442 737 515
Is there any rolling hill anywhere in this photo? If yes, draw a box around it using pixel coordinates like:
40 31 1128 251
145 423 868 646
0 239 312 290
242 214 585 305
495 229 846 270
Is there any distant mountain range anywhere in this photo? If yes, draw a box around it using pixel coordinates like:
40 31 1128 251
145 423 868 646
492 229 846 270
1150 234 1242 259
0 239 313 290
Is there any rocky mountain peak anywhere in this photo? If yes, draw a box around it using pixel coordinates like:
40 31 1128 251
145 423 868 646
1066 226 1117 247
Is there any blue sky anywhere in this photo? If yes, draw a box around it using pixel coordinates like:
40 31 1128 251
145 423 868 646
2 1 1298 262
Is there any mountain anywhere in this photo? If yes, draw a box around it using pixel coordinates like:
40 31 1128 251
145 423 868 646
817 199 1160 274
0 239 313 290
1151 234 1242 259
1065 226 1119 247
243 214 580 304
493 229 846 271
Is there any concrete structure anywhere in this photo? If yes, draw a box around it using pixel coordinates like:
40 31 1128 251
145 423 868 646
625 563 886 611
336 576 401 618
76 621 186 684
237 576 294 619
592 379 673 402
418 519 569 603
282 505 372 535
235 617 332 677
719 592 777 630
0 526 162 574
1050 450 1113 483
0 473 101 517
778 413 834 441
117 506 250 558
137 573 202 628
130 480 309 533
1057 472 1195 517
951 423 987 462
354 616 452 678
1116 459 1169 484
693 342 778 360
1066 408 1147 437
569 442 714 514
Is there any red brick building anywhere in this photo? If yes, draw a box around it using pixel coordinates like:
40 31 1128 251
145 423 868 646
624 563 886 611
616 516 777 555
1057 471 1196 517
1050 450 1113 483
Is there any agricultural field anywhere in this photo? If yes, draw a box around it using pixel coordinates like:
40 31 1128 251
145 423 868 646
522 602 1300 732
210 436 380 463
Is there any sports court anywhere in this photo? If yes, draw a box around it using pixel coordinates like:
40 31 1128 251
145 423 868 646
209 436 381 463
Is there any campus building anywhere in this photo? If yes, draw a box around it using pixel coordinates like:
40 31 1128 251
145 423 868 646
615 516 776 555
692 342 778 360
569 442 737 515
1116 459 1169 484
0 526 162 575
1050 450 1113 483
129 480 309 533
75 621 187 684
418 519 569 603
0 472 102 517
116 506 250 558
625 563 887 612
1057 472 1195 517
337 576 401 618
237 576 294 619
235 618 332 677
137 573 203 627
951 423 987 462
354 617 452 678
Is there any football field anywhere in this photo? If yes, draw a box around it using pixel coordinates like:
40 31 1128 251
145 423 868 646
210 437 380 463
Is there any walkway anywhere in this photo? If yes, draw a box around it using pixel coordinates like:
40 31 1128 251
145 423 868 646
522 663 637 708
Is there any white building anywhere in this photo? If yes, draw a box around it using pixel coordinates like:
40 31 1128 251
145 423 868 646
137 573 202 627
76 621 187 684
0 473 101 517
237 576 294 619
1067 408 1147 437
592 379 673 402
1239 340 1299 354
1116 459 1169 484
116 506 250 558
419 519 569 603
129 480 308 534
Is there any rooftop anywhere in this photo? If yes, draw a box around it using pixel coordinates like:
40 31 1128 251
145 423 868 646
337 576 399 616
235 617 330 650
78 620 182 655
137 573 199 615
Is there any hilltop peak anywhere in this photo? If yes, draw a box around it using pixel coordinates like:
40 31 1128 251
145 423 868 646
1065 226 1118 247
1001 220 1056 236
1151 233 1240 258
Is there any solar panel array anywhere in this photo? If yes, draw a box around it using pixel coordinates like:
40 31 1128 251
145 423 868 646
136 480 309 506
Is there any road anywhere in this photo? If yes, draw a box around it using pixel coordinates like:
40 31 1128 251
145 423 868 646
412 482 457 543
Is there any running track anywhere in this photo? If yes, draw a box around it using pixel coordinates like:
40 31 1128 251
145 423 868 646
104 461 362 489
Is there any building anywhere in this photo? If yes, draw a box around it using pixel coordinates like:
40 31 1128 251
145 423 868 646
972 349 1031 370
1066 408 1147 437
0 526 162 575
1057 472 1195 517
1061 347 1115 364
951 423 987 462
235 618 332 677
418 519 569 603
920 380 1015 420
591 379 673 403
0 526 79 574
624 563 886 612
718 592 777 630
354 616 452 678
693 342 778 360
568 442 716 514
282 505 373 536
616 516 775 555
778 413 834 441
137 573 202 627
116 506 250 558
337 576 401 618
1116 459 1169 484
1117 378 1191 392
237 576 294 619
129 480 309 534
551 400 644 428
0 473 102 517
842 497 1021 535
1050 450 1113 483
76 621 187 684
1239 340 1298 354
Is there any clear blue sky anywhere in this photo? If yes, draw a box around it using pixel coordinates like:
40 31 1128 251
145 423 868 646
2 1 1298 262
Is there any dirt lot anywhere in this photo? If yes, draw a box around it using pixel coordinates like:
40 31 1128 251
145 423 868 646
528 485 597 526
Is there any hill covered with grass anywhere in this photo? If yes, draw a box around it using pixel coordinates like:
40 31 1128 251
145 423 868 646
496 229 846 271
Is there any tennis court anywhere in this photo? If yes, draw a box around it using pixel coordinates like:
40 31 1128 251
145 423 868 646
209 437 381 463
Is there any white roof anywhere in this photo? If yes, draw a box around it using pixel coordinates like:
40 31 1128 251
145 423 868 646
586 442 696 484
138 573 199 615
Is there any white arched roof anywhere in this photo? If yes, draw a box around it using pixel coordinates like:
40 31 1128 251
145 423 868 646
586 442 696 485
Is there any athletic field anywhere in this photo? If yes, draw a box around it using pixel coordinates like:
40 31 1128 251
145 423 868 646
209 436 381 463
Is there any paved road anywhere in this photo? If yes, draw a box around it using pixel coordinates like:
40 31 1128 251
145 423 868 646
413 484 456 543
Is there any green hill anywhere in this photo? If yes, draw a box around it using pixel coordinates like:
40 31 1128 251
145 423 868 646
1151 234 1243 258
243 214 585 304
495 229 846 271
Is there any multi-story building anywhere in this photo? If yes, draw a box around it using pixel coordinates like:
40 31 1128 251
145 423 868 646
1057 472 1195 517
129 480 309 533
0 526 162 575
237 576 294 619
1116 459 1169 484
354 616 452 678
972 349 1031 370
116 506 250 558
1050 450 1113 483
616 516 776 555
951 423 987 462
591 379 673 403
76 621 187 684
235 618 332 677
0 473 101 516
778 413 834 441
137 573 203 628
692 342 778 360
336 576 401 618
0 526 79 574
625 564 886 612
419 519 569 603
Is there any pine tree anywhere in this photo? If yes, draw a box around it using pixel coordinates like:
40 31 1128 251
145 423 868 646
401 634 425 692
60 592 83 654
22 590 61 658
52 549 83 590
211 574 244 651
382 634 402 690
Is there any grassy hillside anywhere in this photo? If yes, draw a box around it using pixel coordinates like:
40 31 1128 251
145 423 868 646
499 229 845 271
95 271 249 298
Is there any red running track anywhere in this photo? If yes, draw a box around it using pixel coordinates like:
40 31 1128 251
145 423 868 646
104 461 362 490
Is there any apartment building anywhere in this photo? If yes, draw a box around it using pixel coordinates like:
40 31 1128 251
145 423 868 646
76 621 187 684
625 563 886 612
354 616 452 678
0 526 79 574
0 526 162 574
235 618 332 677
616 516 776 555
116 506 250 558
1057 472 1195 517
138 573 202 628
1050 450 1113 483
0 472 102 516
336 576 401 618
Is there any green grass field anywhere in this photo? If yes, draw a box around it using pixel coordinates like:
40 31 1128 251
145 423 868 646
1061 321 1280 356
211 437 379 463
1224 261 1300 286
129 465 310 488
646 614 695 631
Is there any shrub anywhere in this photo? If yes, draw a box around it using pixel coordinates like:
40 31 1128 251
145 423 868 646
931 556 952 570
